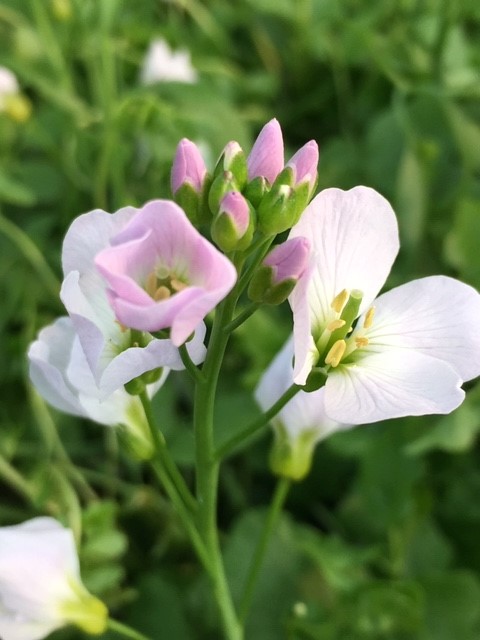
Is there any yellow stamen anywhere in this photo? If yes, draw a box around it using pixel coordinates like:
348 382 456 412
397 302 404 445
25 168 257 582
364 307 375 329
154 286 171 301
355 337 369 348
325 339 347 368
326 318 346 332
331 289 349 314
145 272 158 297
170 278 188 292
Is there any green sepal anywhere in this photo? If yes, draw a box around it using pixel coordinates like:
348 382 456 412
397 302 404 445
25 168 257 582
303 367 328 393
124 377 147 396
257 185 298 235
211 205 255 253
244 176 268 208
208 171 239 214
173 182 202 226
248 264 274 303
269 424 318 481
214 146 248 189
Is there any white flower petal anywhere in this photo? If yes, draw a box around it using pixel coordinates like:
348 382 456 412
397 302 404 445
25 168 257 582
325 350 465 424
290 186 400 331
27 318 86 417
256 338 349 442
358 275 480 382
0 615 59 640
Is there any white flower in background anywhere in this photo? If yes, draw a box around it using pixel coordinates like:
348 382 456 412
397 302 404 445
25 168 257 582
0 517 107 640
0 67 19 111
289 186 480 425
255 338 351 480
141 38 197 85
28 317 165 458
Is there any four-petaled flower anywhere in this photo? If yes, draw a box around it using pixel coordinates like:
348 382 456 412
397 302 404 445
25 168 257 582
289 186 480 424
0 517 107 640
95 200 237 346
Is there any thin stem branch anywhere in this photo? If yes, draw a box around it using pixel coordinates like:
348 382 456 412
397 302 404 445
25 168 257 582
107 618 152 640
215 384 302 461
237 236 275 296
223 302 260 334
0 453 37 505
179 342 206 383
239 477 291 622
139 393 197 514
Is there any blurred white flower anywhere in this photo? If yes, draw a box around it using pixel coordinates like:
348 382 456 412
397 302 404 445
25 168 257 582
0 67 19 111
0 517 107 640
141 38 197 85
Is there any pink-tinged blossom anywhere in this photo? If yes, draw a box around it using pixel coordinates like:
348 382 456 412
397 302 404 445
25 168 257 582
0 518 107 640
171 138 207 194
289 186 480 425
59 205 206 396
95 200 237 346
264 237 311 285
286 140 319 196
28 317 164 454
247 118 284 184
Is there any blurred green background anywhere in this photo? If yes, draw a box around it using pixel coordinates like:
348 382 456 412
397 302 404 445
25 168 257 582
1 0 480 638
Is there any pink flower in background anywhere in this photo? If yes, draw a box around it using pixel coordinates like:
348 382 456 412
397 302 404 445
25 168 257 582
0 518 107 639
289 186 480 425
95 200 237 346
60 205 206 396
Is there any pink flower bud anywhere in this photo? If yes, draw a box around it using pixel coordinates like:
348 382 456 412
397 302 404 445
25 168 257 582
171 138 207 194
247 118 284 184
219 191 250 237
286 140 319 196
264 237 311 285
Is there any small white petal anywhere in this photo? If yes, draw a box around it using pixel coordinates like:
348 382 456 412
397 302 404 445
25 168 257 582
325 350 465 424
0 616 59 640
358 275 480 381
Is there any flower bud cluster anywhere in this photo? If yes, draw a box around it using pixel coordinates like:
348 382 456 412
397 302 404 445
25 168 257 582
170 118 319 249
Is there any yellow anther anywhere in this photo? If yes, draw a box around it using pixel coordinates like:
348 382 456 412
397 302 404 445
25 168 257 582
170 278 188 292
331 289 349 314
355 337 369 348
145 272 158 297
364 307 375 329
325 339 347 368
326 319 346 332
154 286 171 301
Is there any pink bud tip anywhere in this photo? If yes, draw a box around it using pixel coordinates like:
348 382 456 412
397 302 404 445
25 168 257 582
171 138 207 194
286 140 319 194
247 118 284 184
219 191 250 236
264 237 311 284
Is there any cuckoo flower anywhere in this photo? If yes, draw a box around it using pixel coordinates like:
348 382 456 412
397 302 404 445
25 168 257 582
255 338 350 480
247 118 284 185
28 317 164 457
60 204 206 397
289 186 480 425
95 200 237 346
0 517 107 640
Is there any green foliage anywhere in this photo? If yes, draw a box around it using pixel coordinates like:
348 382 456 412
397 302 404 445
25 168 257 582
2 0 480 637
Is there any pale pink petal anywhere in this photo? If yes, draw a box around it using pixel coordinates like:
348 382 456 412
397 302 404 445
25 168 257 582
247 118 284 184
325 350 464 424
357 276 480 382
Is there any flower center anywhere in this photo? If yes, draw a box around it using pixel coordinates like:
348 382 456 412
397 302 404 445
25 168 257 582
315 289 375 369
144 265 189 301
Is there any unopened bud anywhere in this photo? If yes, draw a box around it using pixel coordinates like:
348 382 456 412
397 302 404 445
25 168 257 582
171 138 210 225
248 237 310 304
269 424 318 481
286 140 319 198
257 184 298 235
243 175 268 208
247 118 284 185
211 191 253 252
215 141 247 189
208 170 239 214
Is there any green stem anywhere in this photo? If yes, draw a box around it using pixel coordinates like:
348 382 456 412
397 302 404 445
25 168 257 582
179 342 206 383
139 392 197 514
194 294 243 640
107 618 152 640
223 302 260 334
239 477 291 622
0 453 37 505
215 383 301 461
237 236 275 295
